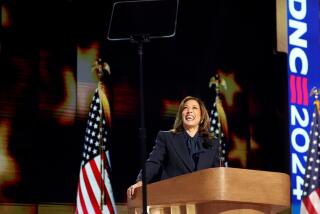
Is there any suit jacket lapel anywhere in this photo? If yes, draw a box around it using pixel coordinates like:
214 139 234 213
172 132 195 172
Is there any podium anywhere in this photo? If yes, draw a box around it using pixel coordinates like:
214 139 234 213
127 167 290 214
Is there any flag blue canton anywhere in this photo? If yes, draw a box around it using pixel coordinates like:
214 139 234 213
209 98 228 166
82 89 109 167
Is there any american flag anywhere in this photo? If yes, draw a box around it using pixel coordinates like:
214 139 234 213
208 88 228 167
76 88 116 214
300 102 320 214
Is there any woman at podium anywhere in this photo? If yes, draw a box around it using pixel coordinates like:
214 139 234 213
127 96 221 199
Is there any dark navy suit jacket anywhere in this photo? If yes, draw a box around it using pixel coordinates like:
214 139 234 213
137 130 221 183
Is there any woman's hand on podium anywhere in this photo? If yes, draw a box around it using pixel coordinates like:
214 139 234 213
127 181 142 199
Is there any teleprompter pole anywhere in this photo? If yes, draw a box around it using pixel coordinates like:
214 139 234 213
131 34 150 214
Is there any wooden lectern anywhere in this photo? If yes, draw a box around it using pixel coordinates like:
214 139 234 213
127 167 290 214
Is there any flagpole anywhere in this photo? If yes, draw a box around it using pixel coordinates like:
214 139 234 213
98 98 105 212
76 59 115 214
210 74 227 167
95 59 109 212
215 75 223 167
310 86 319 111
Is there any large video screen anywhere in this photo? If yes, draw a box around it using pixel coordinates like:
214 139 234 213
0 1 289 204
287 0 320 213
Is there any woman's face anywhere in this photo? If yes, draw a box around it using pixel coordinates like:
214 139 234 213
182 99 202 130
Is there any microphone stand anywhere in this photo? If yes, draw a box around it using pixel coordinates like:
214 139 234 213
131 34 150 214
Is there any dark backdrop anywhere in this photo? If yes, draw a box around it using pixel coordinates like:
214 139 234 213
1 0 289 203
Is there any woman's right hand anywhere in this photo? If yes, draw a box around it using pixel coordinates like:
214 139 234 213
127 181 143 199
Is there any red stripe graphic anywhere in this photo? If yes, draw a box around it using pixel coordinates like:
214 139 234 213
302 77 308 106
290 75 296 104
290 75 309 106
296 76 302 105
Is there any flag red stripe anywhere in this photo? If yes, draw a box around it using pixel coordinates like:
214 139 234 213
99 153 114 213
90 157 115 213
100 152 114 213
78 181 89 214
312 188 320 213
82 167 102 214
303 195 317 214
104 185 115 214
89 158 103 189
